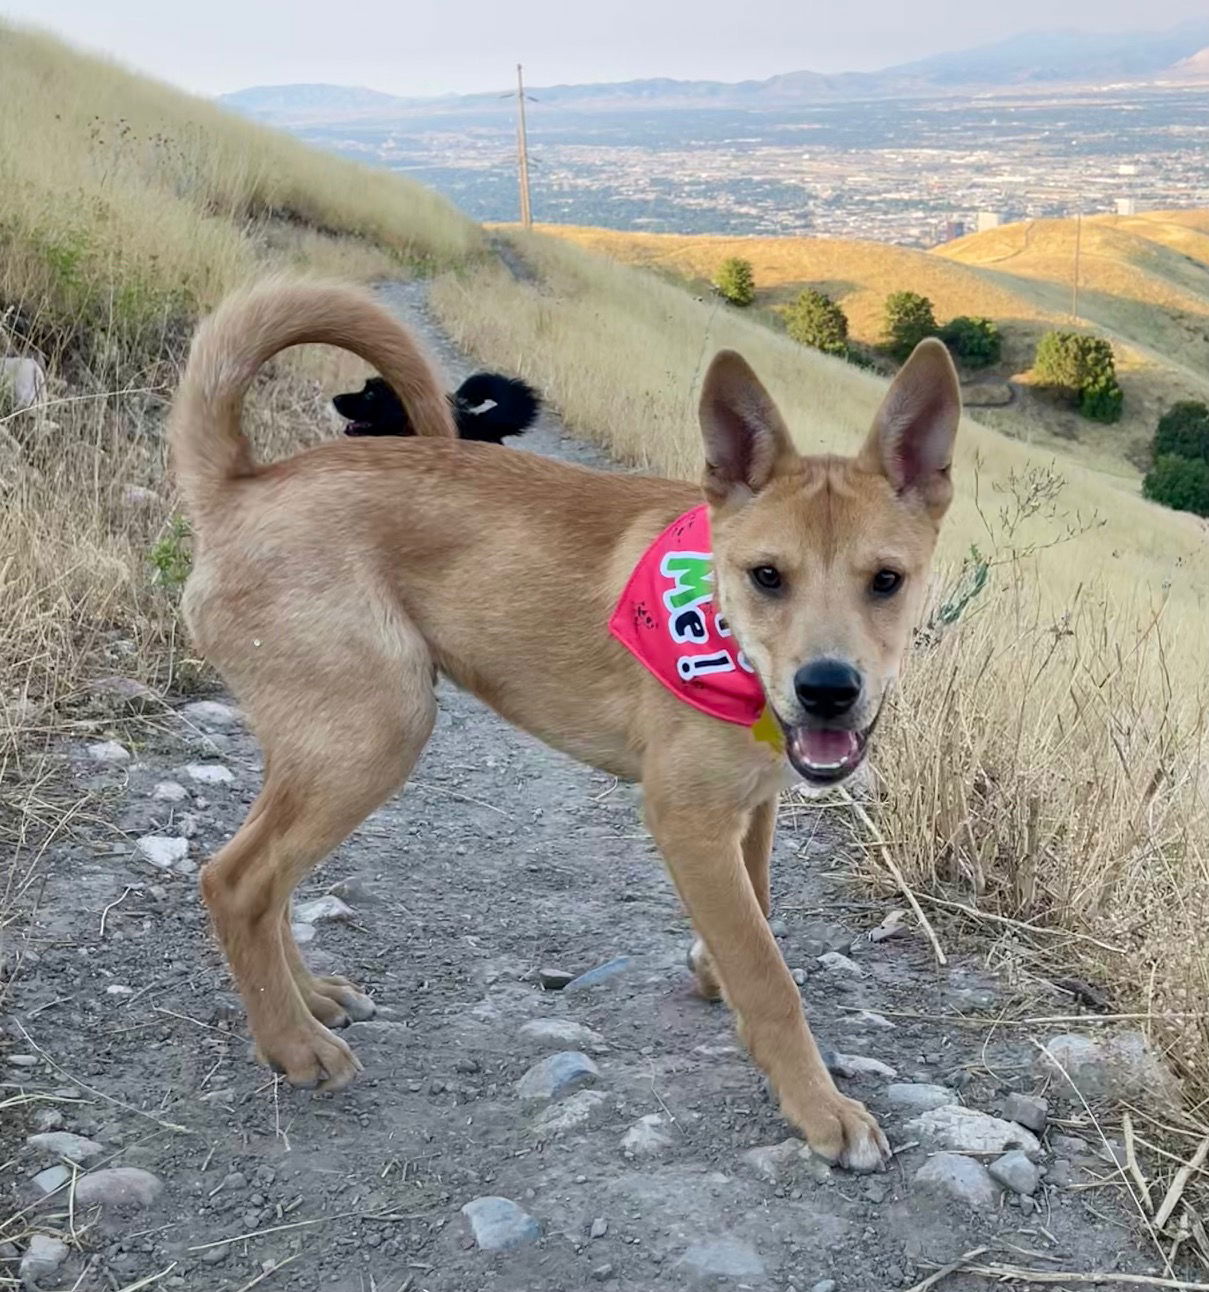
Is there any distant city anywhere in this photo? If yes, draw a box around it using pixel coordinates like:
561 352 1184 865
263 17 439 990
284 85 1209 246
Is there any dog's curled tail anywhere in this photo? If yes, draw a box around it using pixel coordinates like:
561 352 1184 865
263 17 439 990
170 277 455 516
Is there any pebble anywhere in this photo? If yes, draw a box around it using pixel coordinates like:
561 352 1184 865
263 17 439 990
538 967 575 990
532 1090 609 1136
32 1165 72 1194
620 1113 674 1158
294 895 354 924
73 1167 163 1212
87 740 131 766
182 700 238 729
742 1137 830 1185
515 1051 599 1102
461 1196 540 1251
989 1149 1041 1196
904 1105 1041 1156
590 1217 608 1239
818 951 864 976
912 1152 1000 1211
185 763 234 785
152 780 189 803
32 1108 64 1132
136 835 189 869
592 1263 615 1281
800 920 853 957
328 876 379 906
811 1282 838 1292
1003 1092 1048 1134
8 1053 39 1067
883 1083 955 1114
292 922 317 945
769 917 789 938
19 1234 69 1284
564 956 633 993
678 1238 766 1280
518 1018 608 1053
1034 1031 1180 1104
842 1009 896 1030
26 1131 104 1164
830 1053 897 1079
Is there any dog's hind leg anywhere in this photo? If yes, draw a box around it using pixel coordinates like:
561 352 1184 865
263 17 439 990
688 797 776 1001
199 635 435 1091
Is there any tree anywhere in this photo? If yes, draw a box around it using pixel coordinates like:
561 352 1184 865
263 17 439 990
784 289 849 357
1154 401 1209 464
1033 331 1123 423
939 315 1001 369
884 291 938 361
1143 455 1209 517
715 258 755 307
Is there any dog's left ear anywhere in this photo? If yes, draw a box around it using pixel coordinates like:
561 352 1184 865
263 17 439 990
699 350 797 507
860 338 961 517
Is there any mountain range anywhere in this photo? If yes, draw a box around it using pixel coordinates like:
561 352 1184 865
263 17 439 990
220 20 1209 124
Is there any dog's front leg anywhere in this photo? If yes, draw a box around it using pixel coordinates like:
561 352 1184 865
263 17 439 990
644 764 889 1172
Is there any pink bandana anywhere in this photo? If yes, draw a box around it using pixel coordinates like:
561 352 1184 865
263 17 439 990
609 505 767 727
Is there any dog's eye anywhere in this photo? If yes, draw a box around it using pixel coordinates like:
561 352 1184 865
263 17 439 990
871 569 903 597
749 566 783 592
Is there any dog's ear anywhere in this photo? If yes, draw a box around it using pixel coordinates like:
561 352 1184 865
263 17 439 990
699 350 796 506
859 338 960 516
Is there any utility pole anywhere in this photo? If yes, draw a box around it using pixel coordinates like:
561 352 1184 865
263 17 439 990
515 63 532 229
1071 211 1082 322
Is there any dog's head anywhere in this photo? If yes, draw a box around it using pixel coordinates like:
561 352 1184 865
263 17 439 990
332 377 409 437
700 339 960 787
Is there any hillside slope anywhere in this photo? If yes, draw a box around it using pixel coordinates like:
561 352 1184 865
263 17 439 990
537 216 1209 481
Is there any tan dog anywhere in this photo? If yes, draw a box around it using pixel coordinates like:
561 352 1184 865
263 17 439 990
170 279 961 1173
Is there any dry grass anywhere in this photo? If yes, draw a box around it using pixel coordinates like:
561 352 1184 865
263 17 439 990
533 218 1209 481
432 230 1209 1109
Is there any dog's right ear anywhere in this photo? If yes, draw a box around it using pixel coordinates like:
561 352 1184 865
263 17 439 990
698 351 796 507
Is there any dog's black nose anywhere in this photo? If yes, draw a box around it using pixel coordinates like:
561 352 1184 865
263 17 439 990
794 659 862 719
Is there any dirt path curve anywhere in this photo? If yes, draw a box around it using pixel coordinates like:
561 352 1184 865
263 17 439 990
1 278 1159 1292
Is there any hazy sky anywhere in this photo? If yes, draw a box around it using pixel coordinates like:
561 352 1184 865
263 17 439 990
4 0 1206 97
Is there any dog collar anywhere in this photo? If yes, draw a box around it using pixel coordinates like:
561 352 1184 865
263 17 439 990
609 505 783 752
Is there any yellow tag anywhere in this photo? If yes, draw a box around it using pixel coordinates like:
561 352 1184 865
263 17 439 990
750 706 784 753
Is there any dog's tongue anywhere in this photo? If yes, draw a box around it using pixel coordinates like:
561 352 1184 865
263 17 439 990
792 728 860 769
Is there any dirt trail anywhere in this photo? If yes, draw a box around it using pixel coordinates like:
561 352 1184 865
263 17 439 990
1 277 1166 1292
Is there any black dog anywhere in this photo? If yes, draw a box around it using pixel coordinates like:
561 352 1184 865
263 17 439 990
334 372 540 444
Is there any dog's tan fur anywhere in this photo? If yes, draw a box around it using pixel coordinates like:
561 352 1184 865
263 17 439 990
171 279 961 1172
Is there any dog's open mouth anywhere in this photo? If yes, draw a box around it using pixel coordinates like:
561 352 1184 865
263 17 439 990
779 719 876 786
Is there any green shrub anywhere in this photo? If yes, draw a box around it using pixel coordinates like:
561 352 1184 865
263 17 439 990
1142 455 1209 517
784 288 849 356
1154 401 1209 464
714 258 755 307
939 315 1001 369
1033 331 1122 422
1079 376 1124 424
883 291 938 361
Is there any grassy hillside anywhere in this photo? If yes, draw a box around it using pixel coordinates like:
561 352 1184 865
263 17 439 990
535 217 1209 482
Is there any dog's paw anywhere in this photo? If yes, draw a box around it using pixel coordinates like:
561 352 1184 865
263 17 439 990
687 938 723 1001
257 1022 363 1092
781 1087 890 1173
303 975 376 1028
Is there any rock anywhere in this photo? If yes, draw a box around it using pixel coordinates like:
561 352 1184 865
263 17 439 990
8 1053 38 1068
830 1053 897 1079
811 1282 838 1292
817 951 864 976
291 922 317 945
589 1217 608 1239
1003 1093 1048 1134
961 381 1013 408
73 1167 162 1212
515 1051 599 1102
621 1113 674 1158
989 1149 1040 1196
842 1010 896 1030
949 986 998 1013
87 740 131 766
461 1196 540 1251
742 1137 831 1185
182 700 238 729
1034 1032 1180 1105
185 763 234 785
532 1090 609 1136
518 1018 608 1053
294 895 354 925
136 835 189 870
905 1105 1040 1156
884 1083 956 1114
564 956 633 993
800 920 853 957
592 1264 615 1281
1 355 44 411
912 1153 1000 1211
31 1165 71 1195
327 876 379 906
1047 1159 1076 1188
768 917 789 938
189 731 232 756
26 1132 103 1164
867 909 909 943
31 1108 64 1133
538 967 575 990
152 780 189 803
87 676 159 714
19 1234 68 1285
678 1238 766 1280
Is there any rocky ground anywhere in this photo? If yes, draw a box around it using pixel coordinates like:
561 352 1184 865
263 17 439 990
0 277 1183 1291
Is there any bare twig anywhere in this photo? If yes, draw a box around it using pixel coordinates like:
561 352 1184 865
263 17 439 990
913 892 1126 954
229 1254 300 1292
903 1247 989 1292
939 1262 1209 1289
99 884 135 938
1154 1135 1209 1233
1124 1112 1154 1214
